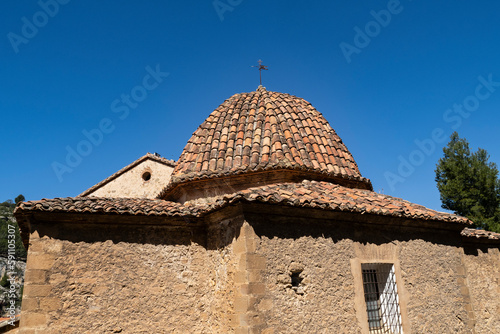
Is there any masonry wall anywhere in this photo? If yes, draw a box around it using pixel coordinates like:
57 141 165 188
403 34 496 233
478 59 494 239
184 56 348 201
243 209 482 334
18 208 500 334
462 244 500 334
19 221 236 334
88 160 173 198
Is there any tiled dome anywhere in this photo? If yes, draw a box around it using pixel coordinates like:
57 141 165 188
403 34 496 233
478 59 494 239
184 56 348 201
160 86 372 201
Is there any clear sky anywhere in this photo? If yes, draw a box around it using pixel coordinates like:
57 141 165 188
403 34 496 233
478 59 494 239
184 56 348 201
1 0 499 214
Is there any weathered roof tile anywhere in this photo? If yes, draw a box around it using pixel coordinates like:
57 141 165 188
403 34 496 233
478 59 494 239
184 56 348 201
162 86 371 198
17 181 472 227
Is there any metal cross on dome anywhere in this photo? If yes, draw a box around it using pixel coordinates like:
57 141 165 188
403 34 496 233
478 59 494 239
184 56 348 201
252 59 268 85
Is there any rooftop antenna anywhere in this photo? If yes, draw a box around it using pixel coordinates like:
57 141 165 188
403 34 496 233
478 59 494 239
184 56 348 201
252 59 268 85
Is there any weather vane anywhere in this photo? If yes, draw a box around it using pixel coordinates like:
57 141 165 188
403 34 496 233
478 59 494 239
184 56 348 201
252 59 268 85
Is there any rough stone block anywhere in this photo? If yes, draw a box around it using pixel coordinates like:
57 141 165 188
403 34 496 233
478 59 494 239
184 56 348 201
229 314 240 327
456 265 466 276
24 285 52 297
238 313 249 327
234 296 248 312
21 298 39 311
233 240 247 254
235 327 249 334
248 269 263 282
43 241 62 254
24 270 46 284
234 271 247 284
19 329 36 334
27 255 55 270
245 237 257 253
247 311 263 326
246 254 266 270
241 283 266 295
27 241 43 253
21 312 46 327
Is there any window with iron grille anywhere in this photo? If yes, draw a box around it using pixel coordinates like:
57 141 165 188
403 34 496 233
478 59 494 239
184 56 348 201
362 263 403 334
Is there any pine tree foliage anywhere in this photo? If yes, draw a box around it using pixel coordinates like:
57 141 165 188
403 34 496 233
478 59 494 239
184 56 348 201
435 132 500 233
0 195 27 259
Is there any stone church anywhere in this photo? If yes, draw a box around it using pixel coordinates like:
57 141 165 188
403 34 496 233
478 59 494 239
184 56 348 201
14 86 500 333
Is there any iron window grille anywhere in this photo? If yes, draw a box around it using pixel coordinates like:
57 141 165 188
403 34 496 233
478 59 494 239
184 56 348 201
362 263 403 334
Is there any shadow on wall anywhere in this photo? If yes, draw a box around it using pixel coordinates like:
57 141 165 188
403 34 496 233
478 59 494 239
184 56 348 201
28 202 497 256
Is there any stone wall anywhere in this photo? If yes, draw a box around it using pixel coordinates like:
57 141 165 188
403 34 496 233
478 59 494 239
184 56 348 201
399 237 471 333
87 159 173 198
19 221 236 334
17 205 500 333
245 208 481 334
462 245 500 334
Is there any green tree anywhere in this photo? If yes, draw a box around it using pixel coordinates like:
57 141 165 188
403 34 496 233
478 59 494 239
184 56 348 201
14 194 25 204
0 272 8 288
435 132 500 232
0 196 27 259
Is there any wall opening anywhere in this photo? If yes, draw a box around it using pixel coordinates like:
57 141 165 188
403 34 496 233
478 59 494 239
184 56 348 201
291 270 303 287
142 172 151 181
361 263 403 334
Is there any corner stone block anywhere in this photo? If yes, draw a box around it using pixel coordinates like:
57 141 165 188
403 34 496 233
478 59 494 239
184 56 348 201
27 254 55 270
246 254 266 270
24 285 52 298
19 329 37 334
241 283 266 295
235 327 250 334
245 235 257 253
460 286 470 296
27 240 43 253
456 265 466 276
248 269 264 282
24 269 47 284
234 296 248 312
247 311 264 326
20 312 47 328
234 271 248 284
21 297 39 311
233 238 247 254
43 241 62 254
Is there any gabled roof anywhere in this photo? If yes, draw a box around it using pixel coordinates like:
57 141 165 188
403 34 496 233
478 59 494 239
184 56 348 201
161 86 372 200
79 153 175 197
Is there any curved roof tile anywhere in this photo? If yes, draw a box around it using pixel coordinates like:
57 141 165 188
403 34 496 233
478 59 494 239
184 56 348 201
161 86 371 198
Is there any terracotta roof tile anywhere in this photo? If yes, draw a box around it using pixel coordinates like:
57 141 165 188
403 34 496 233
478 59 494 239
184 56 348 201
17 181 471 227
162 86 371 198
461 227 500 240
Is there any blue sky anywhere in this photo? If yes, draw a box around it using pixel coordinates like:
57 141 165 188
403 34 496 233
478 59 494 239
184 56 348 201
1 0 499 214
